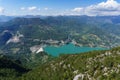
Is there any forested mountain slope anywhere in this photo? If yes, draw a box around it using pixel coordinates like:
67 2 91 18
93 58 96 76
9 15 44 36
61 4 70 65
0 54 29 80
0 16 120 80
1 47 120 80
0 16 120 51
19 47 120 80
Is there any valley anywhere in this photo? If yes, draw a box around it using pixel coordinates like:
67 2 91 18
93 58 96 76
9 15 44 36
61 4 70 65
0 16 120 80
1 0 120 79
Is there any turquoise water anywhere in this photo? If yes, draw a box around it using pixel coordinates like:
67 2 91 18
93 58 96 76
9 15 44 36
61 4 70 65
44 43 105 57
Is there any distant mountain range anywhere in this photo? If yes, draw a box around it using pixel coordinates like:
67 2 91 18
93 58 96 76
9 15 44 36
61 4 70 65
0 16 120 48
0 15 15 22
0 16 120 63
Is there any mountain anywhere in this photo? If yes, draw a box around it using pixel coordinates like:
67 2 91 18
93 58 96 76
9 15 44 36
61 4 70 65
0 16 120 49
6 52 54 69
0 16 120 79
0 16 120 68
1 46 120 80
18 47 120 80
0 54 29 80
0 30 13 46
0 15 14 22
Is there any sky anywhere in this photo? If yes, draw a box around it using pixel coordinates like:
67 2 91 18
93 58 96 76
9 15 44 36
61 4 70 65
0 0 120 16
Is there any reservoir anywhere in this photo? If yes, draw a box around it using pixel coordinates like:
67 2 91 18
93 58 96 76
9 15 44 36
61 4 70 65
44 43 105 57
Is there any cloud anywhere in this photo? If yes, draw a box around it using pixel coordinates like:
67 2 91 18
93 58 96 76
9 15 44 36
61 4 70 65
72 8 83 12
44 8 49 10
18 0 120 16
20 7 25 10
44 8 53 11
0 7 5 13
20 6 39 11
20 6 39 12
72 0 120 16
19 6 53 15
20 6 51 12
28 6 37 11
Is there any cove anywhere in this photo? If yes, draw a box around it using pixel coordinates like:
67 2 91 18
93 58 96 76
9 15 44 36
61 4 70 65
44 43 106 57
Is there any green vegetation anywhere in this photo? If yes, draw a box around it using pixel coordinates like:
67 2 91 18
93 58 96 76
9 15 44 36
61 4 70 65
1 47 120 80
0 16 120 80
0 54 29 80
19 47 120 80
0 16 120 50
6 52 54 69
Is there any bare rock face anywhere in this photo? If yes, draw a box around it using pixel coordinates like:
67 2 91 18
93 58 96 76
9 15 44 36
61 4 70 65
6 31 24 44
30 45 44 53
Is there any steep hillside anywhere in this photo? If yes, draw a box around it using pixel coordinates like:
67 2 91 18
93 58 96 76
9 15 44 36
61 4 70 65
7 52 54 69
0 54 29 80
1 44 120 80
19 47 120 80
